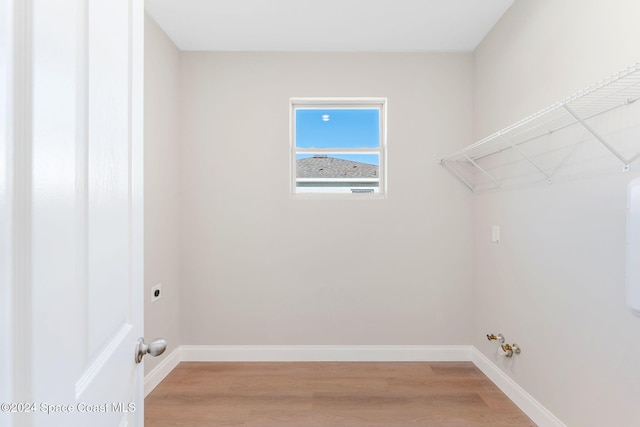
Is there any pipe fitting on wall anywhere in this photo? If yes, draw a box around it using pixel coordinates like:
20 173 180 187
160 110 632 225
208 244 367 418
487 333 521 357
487 333 505 343
498 343 521 358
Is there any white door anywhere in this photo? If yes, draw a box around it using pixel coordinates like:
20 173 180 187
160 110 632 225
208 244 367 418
1 0 149 426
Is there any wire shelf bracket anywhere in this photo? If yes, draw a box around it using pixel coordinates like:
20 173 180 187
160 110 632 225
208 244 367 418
562 104 630 172
509 141 553 184
464 154 502 191
440 159 476 194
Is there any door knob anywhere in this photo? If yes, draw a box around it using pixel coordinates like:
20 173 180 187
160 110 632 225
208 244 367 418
135 337 167 364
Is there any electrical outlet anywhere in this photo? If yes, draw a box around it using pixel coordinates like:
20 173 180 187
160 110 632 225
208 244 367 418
151 284 162 303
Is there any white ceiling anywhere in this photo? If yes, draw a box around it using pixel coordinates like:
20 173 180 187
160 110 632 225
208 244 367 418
145 0 515 52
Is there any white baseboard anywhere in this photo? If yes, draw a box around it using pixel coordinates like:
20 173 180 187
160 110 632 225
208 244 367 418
471 348 566 427
180 344 473 362
144 347 181 397
143 344 564 427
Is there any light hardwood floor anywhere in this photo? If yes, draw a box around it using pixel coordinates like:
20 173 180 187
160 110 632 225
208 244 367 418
145 362 535 426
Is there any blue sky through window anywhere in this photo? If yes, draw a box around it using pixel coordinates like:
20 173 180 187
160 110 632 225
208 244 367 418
295 109 379 165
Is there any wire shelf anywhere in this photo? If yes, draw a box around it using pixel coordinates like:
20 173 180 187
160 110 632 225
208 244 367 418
439 63 640 193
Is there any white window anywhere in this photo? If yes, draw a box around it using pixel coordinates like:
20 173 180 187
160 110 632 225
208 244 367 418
290 98 386 197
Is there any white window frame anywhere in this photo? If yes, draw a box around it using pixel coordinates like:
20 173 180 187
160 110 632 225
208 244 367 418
290 97 387 199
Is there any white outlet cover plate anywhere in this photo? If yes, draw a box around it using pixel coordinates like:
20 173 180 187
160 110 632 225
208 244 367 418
491 225 500 243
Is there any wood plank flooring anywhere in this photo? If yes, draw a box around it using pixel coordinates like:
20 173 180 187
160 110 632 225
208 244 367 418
145 362 535 426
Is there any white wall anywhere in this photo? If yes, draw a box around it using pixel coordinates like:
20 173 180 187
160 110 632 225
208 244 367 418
179 52 475 346
144 14 181 374
473 1 640 426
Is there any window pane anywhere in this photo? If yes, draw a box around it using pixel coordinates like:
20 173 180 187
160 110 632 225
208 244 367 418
295 154 380 194
295 109 379 149
296 154 379 178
